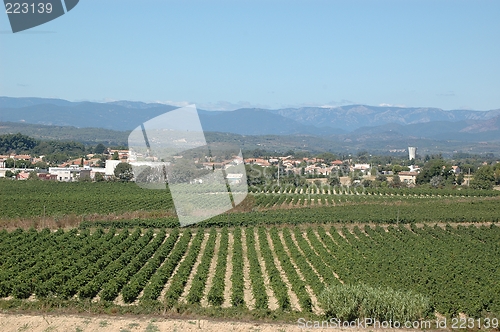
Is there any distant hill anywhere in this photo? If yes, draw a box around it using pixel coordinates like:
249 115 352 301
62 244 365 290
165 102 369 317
0 97 499 146
199 108 346 136
269 105 500 131
0 121 129 145
0 97 345 135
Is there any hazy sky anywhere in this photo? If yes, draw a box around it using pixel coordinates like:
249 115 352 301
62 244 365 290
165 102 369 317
1 0 499 110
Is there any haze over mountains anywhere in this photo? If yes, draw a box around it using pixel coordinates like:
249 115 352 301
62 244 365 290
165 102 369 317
0 97 499 145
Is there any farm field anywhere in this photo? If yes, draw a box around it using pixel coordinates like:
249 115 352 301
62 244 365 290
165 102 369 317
1 180 500 230
0 224 499 320
1 180 500 323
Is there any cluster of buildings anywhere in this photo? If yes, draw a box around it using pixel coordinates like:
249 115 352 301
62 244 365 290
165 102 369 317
1 146 467 186
0 150 129 181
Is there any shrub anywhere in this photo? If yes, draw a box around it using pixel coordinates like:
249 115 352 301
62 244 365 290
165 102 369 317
319 283 432 322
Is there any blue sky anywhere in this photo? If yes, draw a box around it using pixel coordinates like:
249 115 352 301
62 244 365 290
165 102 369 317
1 0 499 111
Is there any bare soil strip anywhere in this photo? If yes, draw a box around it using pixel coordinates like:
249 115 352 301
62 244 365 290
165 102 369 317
298 228 343 284
289 231 325 284
0 313 421 332
240 228 255 310
110 232 173 306
278 230 322 315
222 231 234 308
201 230 221 307
253 228 279 310
265 231 301 311
129 232 182 305
311 229 343 283
179 231 210 303
158 232 195 301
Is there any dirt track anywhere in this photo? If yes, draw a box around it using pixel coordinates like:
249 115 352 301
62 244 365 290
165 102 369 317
0 313 421 332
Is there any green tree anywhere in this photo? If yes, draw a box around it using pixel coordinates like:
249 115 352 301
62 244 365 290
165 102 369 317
94 172 105 182
430 175 443 188
5 158 31 168
494 163 500 185
114 162 134 182
456 173 464 185
94 143 106 154
245 164 266 186
28 171 40 181
34 161 48 169
362 179 373 188
391 175 403 188
112 151 119 160
416 158 452 185
392 165 410 174
329 176 340 186
5 170 14 178
470 165 495 190
97 155 107 167
316 152 336 163
0 133 37 154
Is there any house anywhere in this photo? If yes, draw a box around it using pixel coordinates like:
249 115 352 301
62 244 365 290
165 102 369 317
353 164 371 171
38 173 57 181
332 160 343 167
13 154 32 161
451 166 461 174
49 165 81 182
398 171 419 184
15 171 30 180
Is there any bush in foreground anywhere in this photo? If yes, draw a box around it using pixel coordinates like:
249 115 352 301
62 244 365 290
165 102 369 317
319 283 432 322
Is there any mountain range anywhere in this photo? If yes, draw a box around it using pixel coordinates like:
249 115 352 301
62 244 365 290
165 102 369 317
0 97 499 146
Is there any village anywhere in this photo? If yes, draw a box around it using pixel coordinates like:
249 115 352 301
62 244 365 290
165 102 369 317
0 146 469 187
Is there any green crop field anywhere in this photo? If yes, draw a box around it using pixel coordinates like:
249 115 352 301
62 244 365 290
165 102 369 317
0 224 498 320
1 180 500 322
1 180 499 228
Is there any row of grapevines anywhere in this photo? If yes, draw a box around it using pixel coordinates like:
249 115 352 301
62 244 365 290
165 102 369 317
230 227 245 307
164 230 205 307
121 229 180 303
280 228 323 297
305 227 346 280
60 229 138 298
0 228 57 271
15 228 93 298
0 229 71 297
245 228 268 309
269 227 312 312
0 228 46 267
140 230 192 303
207 228 228 306
186 229 217 304
291 228 338 287
7 229 78 298
79 229 155 299
100 230 167 301
35 228 116 298
256 227 290 310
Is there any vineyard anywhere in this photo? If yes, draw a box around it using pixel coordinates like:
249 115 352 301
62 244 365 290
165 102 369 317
0 181 174 219
0 224 499 319
1 180 500 229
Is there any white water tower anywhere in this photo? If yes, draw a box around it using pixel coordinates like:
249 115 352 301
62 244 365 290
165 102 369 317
408 147 417 161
